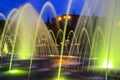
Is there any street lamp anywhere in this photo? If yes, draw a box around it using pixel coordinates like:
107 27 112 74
58 16 62 21
63 15 71 20
68 15 71 19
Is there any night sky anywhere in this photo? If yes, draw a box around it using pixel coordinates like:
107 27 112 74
0 0 84 21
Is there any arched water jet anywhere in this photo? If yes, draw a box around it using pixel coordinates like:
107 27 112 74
39 1 60 29
67 30 75 37
0 13 6 55
1 0 120 80
87 1 119 80
78 27 91 52
100 1 117 80
69 0 106 76
67 30 79 72
0 9 18 56
28 1 59 79
68 0 98 72
34 1 59 57
88 26 106 71
8 3 39 71
56 29 64 42
78 28 91 71
49 30 58 55
0 13 6 20
68 27 91 72
69 27 90 72
3 42 8 54
37 31 58 56
67 30 78 55
49 29 57 44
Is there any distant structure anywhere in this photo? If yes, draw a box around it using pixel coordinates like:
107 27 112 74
45 13 105 45
52 14 79 31
45 14 80 44
0 14 104 45
0 20 5 36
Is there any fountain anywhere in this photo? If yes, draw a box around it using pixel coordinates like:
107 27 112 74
0 2 59 80
70 0 120 80
3 42 8 54
0 0 120 80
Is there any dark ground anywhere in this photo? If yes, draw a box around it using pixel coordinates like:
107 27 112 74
0 58 119 80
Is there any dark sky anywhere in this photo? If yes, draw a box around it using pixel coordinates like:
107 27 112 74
0 0 84 21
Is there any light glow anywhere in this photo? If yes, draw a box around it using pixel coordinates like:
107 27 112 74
54 76 67 80
118 22 120 26
102 60 113 68
63 15 71 20
58 16 62 21
63 16 66 19
4 69 28 75
68 15 71 19
9 70 19 73
3 42 8 53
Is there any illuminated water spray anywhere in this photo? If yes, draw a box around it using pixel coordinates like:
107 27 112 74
58 0 72 80
1 0 120 80
3 42 8 53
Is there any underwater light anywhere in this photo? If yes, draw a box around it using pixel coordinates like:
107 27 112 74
4 69 28 75
54 76 67 80
102 60 112 68
9 70 19 73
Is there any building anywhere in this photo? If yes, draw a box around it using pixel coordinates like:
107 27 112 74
0 20 5 36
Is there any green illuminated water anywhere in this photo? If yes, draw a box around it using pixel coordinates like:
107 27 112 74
68 0 120 79
1 0 120 80
3 42 8 53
